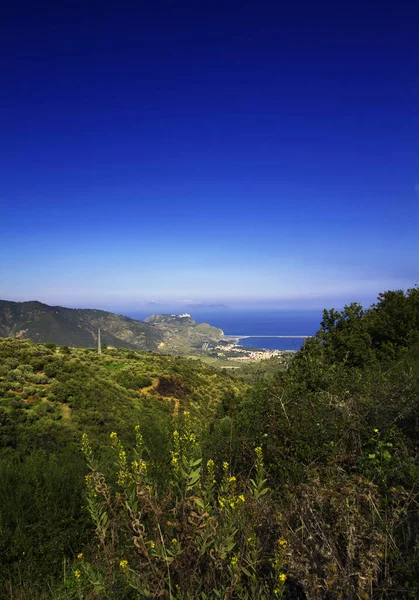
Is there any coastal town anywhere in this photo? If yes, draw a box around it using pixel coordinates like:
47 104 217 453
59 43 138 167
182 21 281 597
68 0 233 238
202 338 297 363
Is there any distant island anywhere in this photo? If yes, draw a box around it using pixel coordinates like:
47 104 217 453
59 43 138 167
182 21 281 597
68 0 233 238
185 303 231 309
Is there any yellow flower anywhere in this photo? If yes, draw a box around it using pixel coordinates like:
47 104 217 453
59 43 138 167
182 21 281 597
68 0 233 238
223 461 229 471
207 459 214 469
77 552 83 560
229 476 236 483
279 573 287 582
229 501 235 508
120 559 128 570
74 569 81 579
231 556 238 565
278 538 287 547
238 494 245 503
110 431 117 440
149 541 155 549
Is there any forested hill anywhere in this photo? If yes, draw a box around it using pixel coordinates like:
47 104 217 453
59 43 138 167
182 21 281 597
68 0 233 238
0 300 223 352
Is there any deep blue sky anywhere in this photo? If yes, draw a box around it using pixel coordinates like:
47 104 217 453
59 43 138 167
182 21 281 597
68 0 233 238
1 1 418 311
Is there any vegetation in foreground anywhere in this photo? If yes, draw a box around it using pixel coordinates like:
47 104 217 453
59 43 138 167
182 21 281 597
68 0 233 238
0 287 418 599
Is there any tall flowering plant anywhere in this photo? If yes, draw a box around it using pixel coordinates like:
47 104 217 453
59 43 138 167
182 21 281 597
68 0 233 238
75 414 287 599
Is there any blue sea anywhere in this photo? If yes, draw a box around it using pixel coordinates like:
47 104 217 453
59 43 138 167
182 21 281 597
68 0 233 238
126 309 322 351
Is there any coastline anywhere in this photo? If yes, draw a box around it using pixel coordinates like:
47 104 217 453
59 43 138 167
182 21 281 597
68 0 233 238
209 335 301 363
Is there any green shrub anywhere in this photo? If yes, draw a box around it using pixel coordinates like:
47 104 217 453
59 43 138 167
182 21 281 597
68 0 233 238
75 416 287 599
115 370 152 390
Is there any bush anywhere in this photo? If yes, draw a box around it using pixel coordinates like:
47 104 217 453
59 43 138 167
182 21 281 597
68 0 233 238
42 342 56 351
75 416 288 599
115 370 152 390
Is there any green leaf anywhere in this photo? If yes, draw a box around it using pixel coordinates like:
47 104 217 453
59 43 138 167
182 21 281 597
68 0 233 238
194 497 205 509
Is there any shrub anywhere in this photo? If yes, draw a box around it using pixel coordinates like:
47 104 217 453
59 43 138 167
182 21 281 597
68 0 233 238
115 370 152 390
76 415 288 599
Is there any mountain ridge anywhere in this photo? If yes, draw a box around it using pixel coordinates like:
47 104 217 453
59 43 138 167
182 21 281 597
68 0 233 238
0 299 224 353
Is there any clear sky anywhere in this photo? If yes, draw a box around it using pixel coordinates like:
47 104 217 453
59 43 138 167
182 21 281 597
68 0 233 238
1 1 418 311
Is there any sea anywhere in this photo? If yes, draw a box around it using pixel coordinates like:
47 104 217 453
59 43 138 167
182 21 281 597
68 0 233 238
126 309 322 351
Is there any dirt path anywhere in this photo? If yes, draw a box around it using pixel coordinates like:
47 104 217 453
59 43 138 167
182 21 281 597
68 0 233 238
140 377 180 418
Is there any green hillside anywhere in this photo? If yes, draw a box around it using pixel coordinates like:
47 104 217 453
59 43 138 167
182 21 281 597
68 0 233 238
145 313 224 352
0 300 224 353
0 287 418 600
0 338 248 597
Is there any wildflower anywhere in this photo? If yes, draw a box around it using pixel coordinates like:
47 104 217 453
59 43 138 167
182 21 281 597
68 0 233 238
218 497 225 508
247 537 253 543
149 541 155 549
223 461 229 471
207 459 214 469
74 569 81 579
120 560 128 570
110 431 117 440
77 552 83 559
229 501 235 508
279 573 286 582
140 460 147 473
374 428 379 433
231 556 238 565
173 430 179 438
278 538 287 547
238 494 245 503
229 476 236 483
172 538 178 544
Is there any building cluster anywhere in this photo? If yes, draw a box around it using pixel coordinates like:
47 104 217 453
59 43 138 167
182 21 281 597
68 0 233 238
230 349 284 362
212 341 290 362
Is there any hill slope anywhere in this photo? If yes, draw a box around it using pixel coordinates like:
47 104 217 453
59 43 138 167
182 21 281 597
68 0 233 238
0 338 248 594
145 313 224 352
0 300 224 352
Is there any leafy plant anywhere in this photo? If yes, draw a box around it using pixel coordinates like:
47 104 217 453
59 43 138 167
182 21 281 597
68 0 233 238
77 416 287 599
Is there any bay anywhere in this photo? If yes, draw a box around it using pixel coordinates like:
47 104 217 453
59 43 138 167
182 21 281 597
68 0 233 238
127 308 322 351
